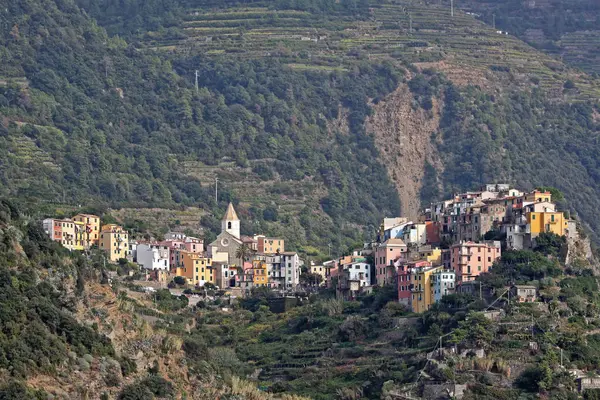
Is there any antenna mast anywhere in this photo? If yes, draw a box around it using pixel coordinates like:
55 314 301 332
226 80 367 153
451 0 454 17
195 70 199 93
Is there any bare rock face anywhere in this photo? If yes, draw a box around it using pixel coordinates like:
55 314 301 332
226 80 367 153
366 83 443 219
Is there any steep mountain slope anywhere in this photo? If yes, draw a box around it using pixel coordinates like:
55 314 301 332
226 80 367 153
3 0 600 244
0 0 402 252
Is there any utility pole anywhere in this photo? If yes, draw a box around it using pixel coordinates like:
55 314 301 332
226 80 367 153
195 70 199 93
215 177 218 204
560 348 563 367
451 0 454 17
409 13 412 33
492 13 496 29
479 281 482 301
328 243 332 258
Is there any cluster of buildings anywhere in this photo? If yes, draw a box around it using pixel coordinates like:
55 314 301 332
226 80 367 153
43 214 129 261
326 184 574 312
44 204 304 293
128 203 303 292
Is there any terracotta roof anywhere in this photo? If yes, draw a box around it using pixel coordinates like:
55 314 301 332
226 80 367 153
382 238 406 246
222 202 239 221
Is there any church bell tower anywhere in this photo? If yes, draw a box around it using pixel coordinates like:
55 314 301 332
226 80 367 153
222 202 240 239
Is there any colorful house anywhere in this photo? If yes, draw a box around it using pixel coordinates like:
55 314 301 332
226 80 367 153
256 236 285 254
73 213 101 248
310 263 327 285
43 218 86 251
450 241 501 283
524 190 552 204
527 211 567 236
252 259 268 287
432 270 456 303
99 224 129 262
397 260 430 309
410 265 443 313
177 251 214 286
375 238 407 286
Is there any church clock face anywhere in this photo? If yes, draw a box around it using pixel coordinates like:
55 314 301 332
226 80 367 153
221 237 230 247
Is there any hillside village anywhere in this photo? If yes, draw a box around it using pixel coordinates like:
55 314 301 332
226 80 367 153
326 183 579 313
27 183 600 399
43 183 579 312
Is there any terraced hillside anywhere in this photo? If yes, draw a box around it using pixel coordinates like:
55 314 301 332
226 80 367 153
143 0 600 99
457 0 600 75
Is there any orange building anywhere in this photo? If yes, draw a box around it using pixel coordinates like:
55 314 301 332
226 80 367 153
252 259 268 287
176 251 214 286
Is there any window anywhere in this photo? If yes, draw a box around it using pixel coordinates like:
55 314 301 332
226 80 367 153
551 214 555 222
488 257 491 262
478 256 481 261
532 214 536 220
228 222 232 229
478 266 481 271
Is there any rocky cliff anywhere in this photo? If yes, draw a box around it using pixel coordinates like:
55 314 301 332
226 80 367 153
366 82 443 219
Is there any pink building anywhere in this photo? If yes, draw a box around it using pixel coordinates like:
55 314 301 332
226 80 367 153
450 241 501 283
163 237 203 268
182 237 203 253
375 238 407 286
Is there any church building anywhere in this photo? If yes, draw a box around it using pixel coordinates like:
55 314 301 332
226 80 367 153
208 203 243 266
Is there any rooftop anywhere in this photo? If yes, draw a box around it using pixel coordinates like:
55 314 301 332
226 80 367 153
222 202 239 221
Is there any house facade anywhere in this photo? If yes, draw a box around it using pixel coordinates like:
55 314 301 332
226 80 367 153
450 241 501 283
137 243 170 270
375 238 407 286
99 224 129 262
72 213 101 248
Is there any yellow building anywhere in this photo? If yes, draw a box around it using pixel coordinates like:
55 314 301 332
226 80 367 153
426 248 442 265
257 236 285 254
99 224 129 262
310 264 327 284
527 211 567 236
72 220 86 251
410 265 442 313
524 190 552 204
252 259 268 287
177 252 214 286
73 214 101 248
59 219 77 250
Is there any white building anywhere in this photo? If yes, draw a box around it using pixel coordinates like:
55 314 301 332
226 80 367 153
282 252 301 289
432 270 456 302
164 231 186 241
402 223 427 246
346 261 370 287
137 243 170 270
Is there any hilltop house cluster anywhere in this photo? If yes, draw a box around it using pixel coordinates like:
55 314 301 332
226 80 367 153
43 204 302 292
129 203 302 291
43 214 129 261
324 184 577 312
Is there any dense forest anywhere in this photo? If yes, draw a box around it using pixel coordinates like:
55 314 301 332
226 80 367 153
0 0 401 251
